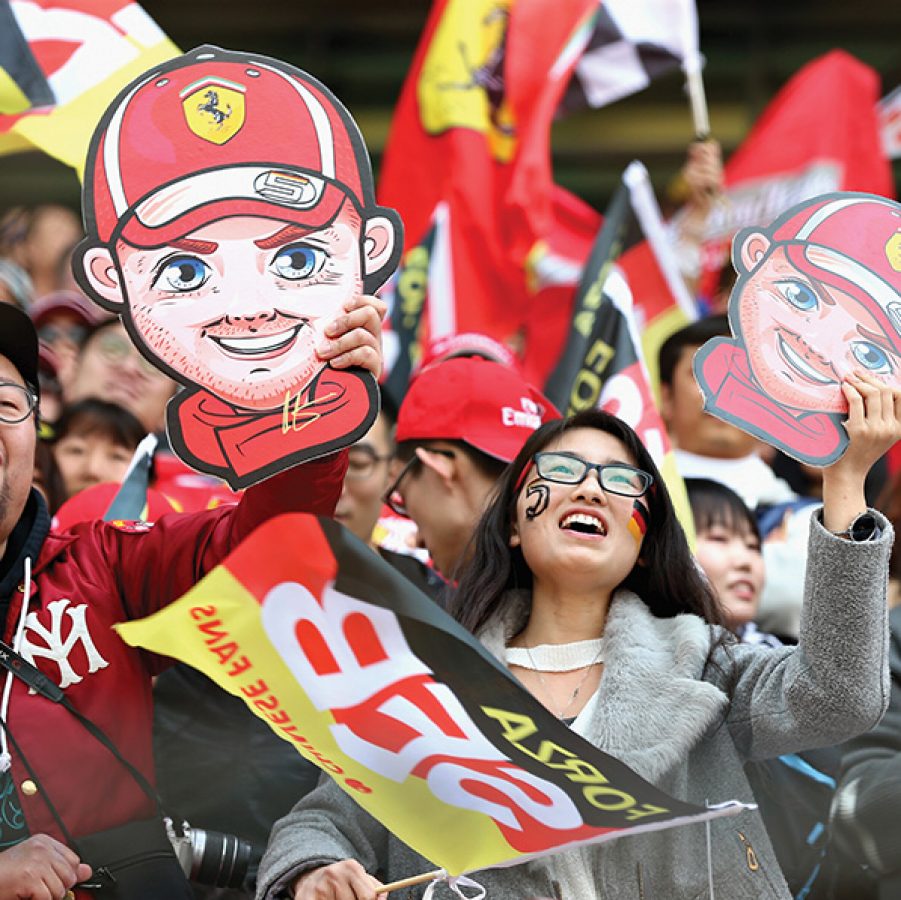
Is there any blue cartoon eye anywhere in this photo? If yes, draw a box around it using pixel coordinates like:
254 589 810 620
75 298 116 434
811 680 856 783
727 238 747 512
851 341 893 374
272 244 327 280
775 280 818 311
154 256 210 292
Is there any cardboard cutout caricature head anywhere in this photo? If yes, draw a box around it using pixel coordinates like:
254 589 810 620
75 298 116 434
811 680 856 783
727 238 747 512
73 46 402 489
692 192 901 467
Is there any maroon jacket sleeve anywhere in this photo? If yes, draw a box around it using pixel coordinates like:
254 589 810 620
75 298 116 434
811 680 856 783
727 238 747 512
100 450 348 624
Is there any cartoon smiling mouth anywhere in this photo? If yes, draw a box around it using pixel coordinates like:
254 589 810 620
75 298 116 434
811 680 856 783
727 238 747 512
776 333 836 386
209 324 305 358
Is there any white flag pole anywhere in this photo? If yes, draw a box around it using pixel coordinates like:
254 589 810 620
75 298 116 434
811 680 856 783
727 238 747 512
683 56 710 139
678 0 710 138
623 161 699 322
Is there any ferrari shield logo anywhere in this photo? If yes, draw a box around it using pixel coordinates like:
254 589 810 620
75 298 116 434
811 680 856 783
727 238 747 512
417 0 516 162
181 77 246 144
886 232 901 273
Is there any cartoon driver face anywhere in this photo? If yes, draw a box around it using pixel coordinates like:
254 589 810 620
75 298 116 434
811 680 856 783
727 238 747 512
73 46 401 487
92 201 389 411
693 193 901 466
735 237 901 413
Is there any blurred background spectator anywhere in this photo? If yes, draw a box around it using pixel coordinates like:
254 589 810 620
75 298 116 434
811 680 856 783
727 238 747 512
0 204 82 299
65 319 177 436
51 398 146 503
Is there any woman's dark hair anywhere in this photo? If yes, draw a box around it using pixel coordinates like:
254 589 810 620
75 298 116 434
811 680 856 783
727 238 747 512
685 478 761 545
34 437 66 514
450 409 724 636
52 398 145 450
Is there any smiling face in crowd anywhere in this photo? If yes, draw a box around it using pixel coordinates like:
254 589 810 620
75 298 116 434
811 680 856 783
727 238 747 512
0 356 37 557
510 427 649 600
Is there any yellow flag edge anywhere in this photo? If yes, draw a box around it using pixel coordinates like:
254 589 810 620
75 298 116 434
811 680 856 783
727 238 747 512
116 568 520 875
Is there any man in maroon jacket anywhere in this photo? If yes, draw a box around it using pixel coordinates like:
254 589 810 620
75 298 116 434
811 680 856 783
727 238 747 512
0 298 383 898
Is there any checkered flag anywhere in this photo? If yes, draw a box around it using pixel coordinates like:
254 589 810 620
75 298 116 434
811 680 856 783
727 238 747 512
560 0 697 113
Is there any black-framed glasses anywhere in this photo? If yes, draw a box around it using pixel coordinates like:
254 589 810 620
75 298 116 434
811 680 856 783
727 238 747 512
532 451 653 497
0 382 38 424
382 447 456 518
346 445 391 481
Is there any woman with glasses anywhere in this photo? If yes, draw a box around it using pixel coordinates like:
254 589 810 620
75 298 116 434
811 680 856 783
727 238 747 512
260 376 899 900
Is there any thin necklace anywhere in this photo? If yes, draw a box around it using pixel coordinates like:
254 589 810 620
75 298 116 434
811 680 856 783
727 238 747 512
515 640 604 721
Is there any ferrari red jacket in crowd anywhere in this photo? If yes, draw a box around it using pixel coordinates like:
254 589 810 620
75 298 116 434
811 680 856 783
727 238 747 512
0 452 346 844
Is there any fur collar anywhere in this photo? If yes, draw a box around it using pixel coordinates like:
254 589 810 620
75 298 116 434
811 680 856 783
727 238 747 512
479 590 729 783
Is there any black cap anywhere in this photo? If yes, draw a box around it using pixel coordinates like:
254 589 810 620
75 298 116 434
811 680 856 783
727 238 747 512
0 304 40 395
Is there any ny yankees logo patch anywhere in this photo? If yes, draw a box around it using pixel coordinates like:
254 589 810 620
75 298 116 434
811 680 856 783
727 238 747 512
19 599 109 689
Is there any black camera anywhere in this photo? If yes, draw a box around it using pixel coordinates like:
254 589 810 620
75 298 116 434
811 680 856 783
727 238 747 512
164 817 256 888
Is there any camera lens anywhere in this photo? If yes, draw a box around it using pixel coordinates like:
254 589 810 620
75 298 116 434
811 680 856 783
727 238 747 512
189 828 254 888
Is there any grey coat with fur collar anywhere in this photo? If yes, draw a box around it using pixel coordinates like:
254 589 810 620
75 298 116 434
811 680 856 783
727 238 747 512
257 512 892 900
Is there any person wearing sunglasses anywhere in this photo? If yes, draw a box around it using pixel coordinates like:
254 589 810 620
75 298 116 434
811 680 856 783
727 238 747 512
260 386 899 900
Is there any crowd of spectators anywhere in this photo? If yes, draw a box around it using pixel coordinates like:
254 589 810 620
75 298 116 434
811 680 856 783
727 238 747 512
0 145 899 899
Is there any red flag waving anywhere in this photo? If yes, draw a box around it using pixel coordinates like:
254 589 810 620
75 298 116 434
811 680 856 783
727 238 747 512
695 50 894 295
521 184 601 387
378 0 596 350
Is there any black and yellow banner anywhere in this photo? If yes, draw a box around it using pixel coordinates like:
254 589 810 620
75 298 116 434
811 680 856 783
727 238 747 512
119 514 744 874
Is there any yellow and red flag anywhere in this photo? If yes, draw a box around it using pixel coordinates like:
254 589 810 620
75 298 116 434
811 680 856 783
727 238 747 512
118 514 745 876
378 0 597 351
0 0 178 176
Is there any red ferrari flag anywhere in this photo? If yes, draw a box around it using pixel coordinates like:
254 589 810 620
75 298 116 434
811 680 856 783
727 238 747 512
693 50 894 296
378 0 596 349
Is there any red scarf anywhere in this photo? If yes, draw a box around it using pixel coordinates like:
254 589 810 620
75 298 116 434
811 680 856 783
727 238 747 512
167 368 377 489
696 339 845 465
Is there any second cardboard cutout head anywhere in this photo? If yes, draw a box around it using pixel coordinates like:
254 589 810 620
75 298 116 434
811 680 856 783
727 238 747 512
693 191 901 466
74 45 402 489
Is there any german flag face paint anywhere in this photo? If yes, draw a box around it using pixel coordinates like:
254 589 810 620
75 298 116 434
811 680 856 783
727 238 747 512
628 499 649 547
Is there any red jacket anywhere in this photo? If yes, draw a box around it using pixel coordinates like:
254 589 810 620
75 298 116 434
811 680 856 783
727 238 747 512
1 452 346 855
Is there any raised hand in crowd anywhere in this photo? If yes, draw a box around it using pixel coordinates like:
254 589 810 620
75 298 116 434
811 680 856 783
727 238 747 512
822 371 901 534
671 138 724 292
681 138 724 213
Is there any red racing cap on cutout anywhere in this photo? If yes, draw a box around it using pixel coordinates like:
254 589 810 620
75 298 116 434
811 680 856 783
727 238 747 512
772 194 901 355
86 45 372 247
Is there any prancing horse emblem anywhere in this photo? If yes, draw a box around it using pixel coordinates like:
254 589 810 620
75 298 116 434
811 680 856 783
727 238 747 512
181 78 246 145
198 89 230 126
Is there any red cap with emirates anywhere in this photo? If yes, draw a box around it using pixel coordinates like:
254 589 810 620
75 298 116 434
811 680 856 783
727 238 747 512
396 357 561 463
85 45 372 247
